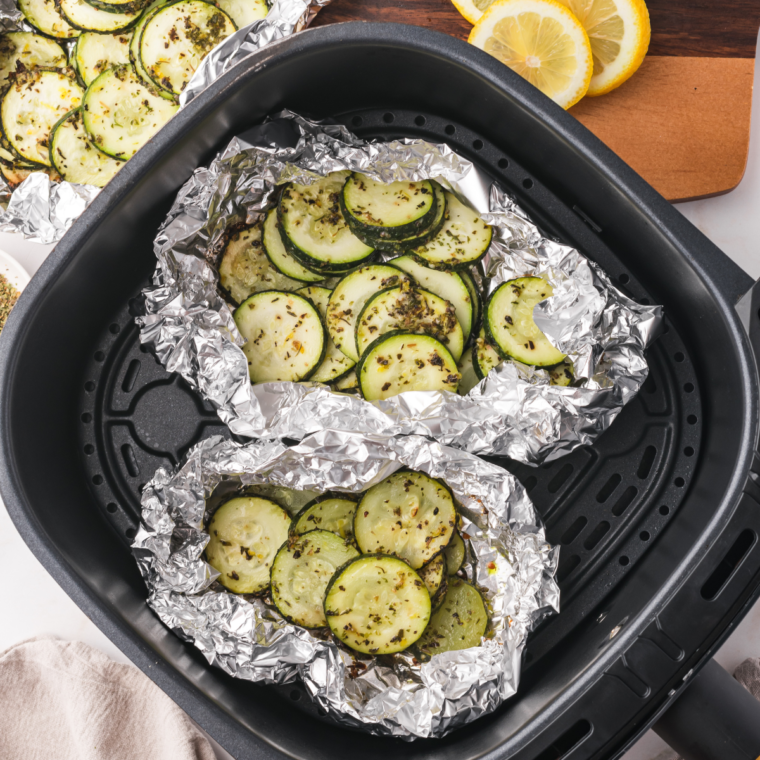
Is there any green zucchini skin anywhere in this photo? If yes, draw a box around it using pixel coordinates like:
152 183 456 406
129 0 176 98
290 495 358 543
262 208 324 283
459 269 482 339
0 33 67 89
419 552 448 611
57 0 141 34
443 530 466 575
84 0 149 14
472 327 502 381
17 0 81 38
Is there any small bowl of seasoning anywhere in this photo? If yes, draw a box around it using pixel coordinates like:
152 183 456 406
0 249 29 337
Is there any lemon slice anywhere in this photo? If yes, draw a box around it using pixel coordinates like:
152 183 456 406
451 0 496 25
469 0 593 109
555 0 650 96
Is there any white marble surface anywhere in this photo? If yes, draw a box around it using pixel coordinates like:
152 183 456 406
2 37 760 756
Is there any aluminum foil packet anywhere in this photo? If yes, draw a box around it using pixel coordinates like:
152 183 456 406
0 0 328 243
132 430 559 739
138 111 662 463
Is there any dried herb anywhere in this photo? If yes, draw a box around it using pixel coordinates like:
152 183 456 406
0 273 19 336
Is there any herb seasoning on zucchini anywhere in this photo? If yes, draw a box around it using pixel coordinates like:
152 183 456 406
443 531 466 575
0 33 66 87
419 552 448 610
262 208 323 283
73 31 131 87
18 0 80 38
473 327 502 380
291 496 358 543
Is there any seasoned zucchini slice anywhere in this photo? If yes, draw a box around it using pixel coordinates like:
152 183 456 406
129 0 174 97
0 33 66 88
291 496 358 542
86 0 148 14
271 530 359 628
82 65 177 160
262 208 323 283
341 173 437 241
332 369 358 392
443 530 465 575
485 277 566 367
18 0 80 38
412 191 492 270
419 552 448 610
390 255 473 343
279 172 375 273
354 471 457 569
204 496 291 594
219 223 303 304
295 286 355 384
215 0 267 28
457 349 480 395
325 264 412 363
50 108 124 187
140 0 235 97
73 31 131 87
242 484 319 516
325 554 431 654
357 331 460 401
2 69 82 167
460 269 481 332
417 578 488 655
473 327 502 380
234 290 326 384
0 162 60 188
355 283 464 361
58 0 141 33
549 360 574 386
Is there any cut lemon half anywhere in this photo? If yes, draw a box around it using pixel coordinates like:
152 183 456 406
469 0 593 109
555 0 650 96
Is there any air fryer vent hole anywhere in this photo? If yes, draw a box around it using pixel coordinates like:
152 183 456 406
584 521 610 550
122 359 141 392
684 382 694 392
83 444 94 455
94 351 105 362
84 381 95 392
684 446 695 457
92 475 103 485
561 516 587 545
523 475 538 492
473 139 483 150
444 124 455 135
548 463 573 493
498 158 509 169
642 375 656 393
289 690 302 701
106 502 117 513
109 323 120 334
125 528 136 540
414 115 425 126
611 486 637 517
675 352 685 362
556 555 581 583
121 444 140 478
640 531 650 541
382 112 394 124
351 116 362 127
533 718 592 760
523 178 534 189
637 446 657 478
597 474 622 503
687 414 697 425
660 505 670 516
619 274 630 284
674 477 685 488
701 529 756 600
619 556 630 566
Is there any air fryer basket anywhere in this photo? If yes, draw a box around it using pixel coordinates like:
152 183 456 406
2 23 760 760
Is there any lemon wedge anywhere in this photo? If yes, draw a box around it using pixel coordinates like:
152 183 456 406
469 0 593 109
554 0 650 96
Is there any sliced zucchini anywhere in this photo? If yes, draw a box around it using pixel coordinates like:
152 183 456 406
341 173 437 241
1 69 82 167
295 286 355 384
278 172 375 274
324 554 431 654
271 530 359 628
219 223 303 304
262 208 323 283
291 496 358 543
0 33 67 89
129 0 174 97
354 471 457 569
140 0 236 97
0 162 60 187
204 496 291 594
549 360 574 386
411 191 492 270
18 0 80 39
82 65 177 160
50 108 124 187
58 0 141 33
419 552 448 610
242 484 319 516
473 327 502 380
215 0 266 28
325 264 412 363
443 530 466 575
457 349 480 395
417 578 488 655
85 0 148 14
485 277 566 366
390 254 473 343
332 369 358 392
357 331 460 401
460 269 481 332
73 31 131 87
356 284 464 362
234 290 326 384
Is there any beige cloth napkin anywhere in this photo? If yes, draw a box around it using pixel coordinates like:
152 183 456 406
0 638 217 760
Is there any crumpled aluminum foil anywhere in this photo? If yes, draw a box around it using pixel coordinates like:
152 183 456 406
0 0 328 243
132 430 559 739
138 111 662 463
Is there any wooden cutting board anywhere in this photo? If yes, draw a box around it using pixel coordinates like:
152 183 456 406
313 0 760 203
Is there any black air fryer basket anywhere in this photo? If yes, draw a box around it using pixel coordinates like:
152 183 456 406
3 22 760 760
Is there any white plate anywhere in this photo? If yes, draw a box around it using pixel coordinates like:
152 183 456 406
0 248 30 293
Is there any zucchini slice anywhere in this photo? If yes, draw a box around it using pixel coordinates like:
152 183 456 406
0 162 60 187
457 349 480 395
85 0 148 14
460 269 481 333
485 277 566 367
443 530 465 575
279 172 375 274
139 0 236 97
473 327 502 380
0 33 67 88
58 0 141 33
50 108 124 186
204 496 291 594
18 0 80 38
219 223 303 304
332 369 358 392
129 0 174 97
354 471 457 569
291 496 358 542
341 173 437 241
390 254 473 343
1 69 82 167
355 283 464 361
419 552 448 610
325 264 412 363
215 0 266 28
271 530 359 628
234 290 326 384
549 360 574 386
357 331 460 401
82 65 177 160
411 191 492 270
417 578 488 655
73 31 131 87
295 286 355 384
262 208 323 283
324 554 431 654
